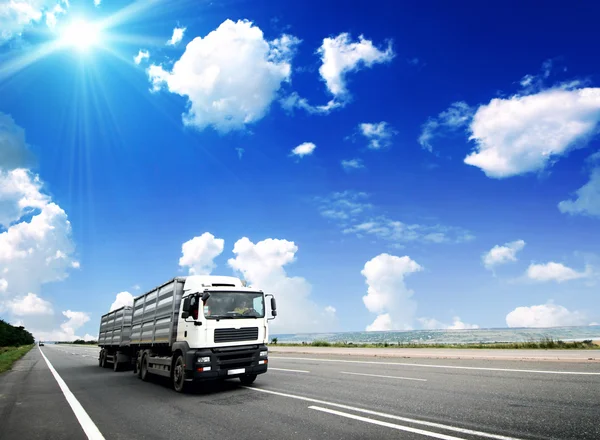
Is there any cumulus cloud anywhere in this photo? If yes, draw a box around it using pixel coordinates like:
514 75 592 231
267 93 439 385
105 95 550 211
341 158 365 171
32 310 91 342
418 316 479 330
506 302 588 328
465 88 600 178
0 113 80 339
316 191 473 246
4 292 53 316
318 33 394 99
526 262 592 283
290 142 316 158
361 253 422 331
358 122 396 150
167 26 186 46
0 0 69 42
558 167 600 218
109 291 134 311
228 237 336 333
283 33 394 113
148 19 299 133
134 49 150 65
419 101 473 152
482 239 525 270
179 232 224 275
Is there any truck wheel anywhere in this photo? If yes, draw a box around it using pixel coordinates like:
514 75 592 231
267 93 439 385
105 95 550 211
101 352 108 368
172 355 187 393
239 374 257 385
98 351 103 367
140 354 149 381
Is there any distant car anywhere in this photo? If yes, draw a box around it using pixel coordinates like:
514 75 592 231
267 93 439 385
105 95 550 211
38 342 44 346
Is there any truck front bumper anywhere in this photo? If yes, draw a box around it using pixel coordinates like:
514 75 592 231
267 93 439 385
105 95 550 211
184 344 269 382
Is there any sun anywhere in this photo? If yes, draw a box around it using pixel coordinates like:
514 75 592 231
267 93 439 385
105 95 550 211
59 19 101 52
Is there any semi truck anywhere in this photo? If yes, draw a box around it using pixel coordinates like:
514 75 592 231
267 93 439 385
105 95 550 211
97 275 277 392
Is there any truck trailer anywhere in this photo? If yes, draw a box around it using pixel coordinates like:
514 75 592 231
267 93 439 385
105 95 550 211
97 275 277 392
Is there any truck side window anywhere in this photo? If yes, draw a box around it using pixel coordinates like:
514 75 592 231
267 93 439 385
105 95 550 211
190 296 199 320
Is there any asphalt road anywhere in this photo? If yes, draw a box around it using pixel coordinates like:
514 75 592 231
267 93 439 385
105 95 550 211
1 345 599 440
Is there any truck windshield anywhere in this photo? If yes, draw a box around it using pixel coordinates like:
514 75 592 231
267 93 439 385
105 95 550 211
204 291 265 319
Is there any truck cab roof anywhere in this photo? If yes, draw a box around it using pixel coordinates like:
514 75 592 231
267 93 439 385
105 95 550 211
183 275 258 293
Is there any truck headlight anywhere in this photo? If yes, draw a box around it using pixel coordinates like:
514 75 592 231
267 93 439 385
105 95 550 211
197 356 210 363
260 351 268 357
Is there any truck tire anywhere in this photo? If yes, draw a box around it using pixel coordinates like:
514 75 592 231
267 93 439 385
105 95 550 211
98 351 103 367
140 354 149 381
101 351 109 368
239 374 257 385
172 355 187 393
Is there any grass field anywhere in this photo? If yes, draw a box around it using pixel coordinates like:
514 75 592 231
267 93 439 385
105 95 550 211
270 338 600 350
0 345 34 374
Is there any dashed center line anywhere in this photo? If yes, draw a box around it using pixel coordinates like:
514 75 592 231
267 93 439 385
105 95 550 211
269 368 311 373
341 371 427 382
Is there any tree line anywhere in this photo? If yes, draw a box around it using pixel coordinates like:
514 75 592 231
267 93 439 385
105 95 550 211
0 319 35 346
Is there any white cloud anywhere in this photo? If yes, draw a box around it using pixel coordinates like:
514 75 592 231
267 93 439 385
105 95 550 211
324 305 336 315
282 33 394 113
417 316 479 330
465 88 600 178
228 237 336 333
361 253 422 331
526 262 591 283
134 49 149 65
132 284 141 291
290 142 316 158
94 0 101 6
341 158 365 171
316 191 473 246
109 291 134 312
32 309 91 341
167 26 186 46
482 239 525 269
0 113 78 339
148 19 299 133
0 113 34 171
44 3 65 29
0 169 49 226
4 292 53 316
0 0 70 42
558 167 600 218
0 278 7 292
359 122 396 150
506 302 587 328
419 101 473 152
318 33 393 99
179 232 224 275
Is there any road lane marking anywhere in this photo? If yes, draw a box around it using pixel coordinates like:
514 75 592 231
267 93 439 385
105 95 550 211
309 406 466 440
271 356 600 375
269 368 310 373
244 387 525 440
341 371 427 382
38 347 106 440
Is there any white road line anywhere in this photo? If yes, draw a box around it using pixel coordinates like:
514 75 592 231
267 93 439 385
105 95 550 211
244 387 525 440
270 356 600 375
309 406 466 440
341 371 427 382
38 347 106 440
269 367 311 373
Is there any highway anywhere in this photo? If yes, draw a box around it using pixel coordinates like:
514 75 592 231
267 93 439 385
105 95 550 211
1 345 599 440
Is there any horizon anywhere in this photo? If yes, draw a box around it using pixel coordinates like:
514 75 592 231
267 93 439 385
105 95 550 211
1 0 599 340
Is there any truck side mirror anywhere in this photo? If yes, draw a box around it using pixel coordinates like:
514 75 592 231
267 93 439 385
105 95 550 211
270 297 277 312
182 296 191 319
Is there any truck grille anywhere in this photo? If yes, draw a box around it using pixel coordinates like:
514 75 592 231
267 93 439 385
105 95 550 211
214 327 258 343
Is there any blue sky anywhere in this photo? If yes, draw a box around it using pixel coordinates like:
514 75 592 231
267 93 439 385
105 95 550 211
1 0 599 340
